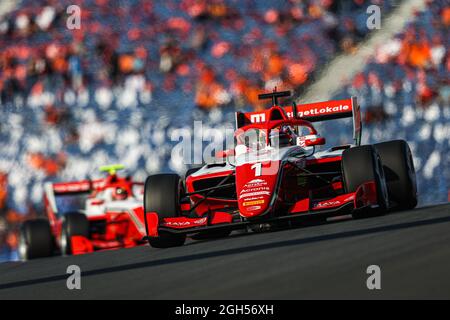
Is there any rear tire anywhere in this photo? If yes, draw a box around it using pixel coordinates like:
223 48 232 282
60 212 89 255
18 219 53 260
375 140 417 210
342 145 389 217
144 174 186 248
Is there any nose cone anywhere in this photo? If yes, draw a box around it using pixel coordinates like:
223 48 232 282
235 161 279 218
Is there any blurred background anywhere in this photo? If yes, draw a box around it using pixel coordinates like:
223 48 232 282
0 0 448 261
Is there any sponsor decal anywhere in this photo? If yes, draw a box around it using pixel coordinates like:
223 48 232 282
240 178 270 199
294 105 350 118
250 113 266 123
246 205 262 211
249 106 349 123
241 179 269 190
239 191 271 199
240 178 271 201
244 179 268 188
313 200 341 209
243 199 265 207
164 217 207 227
246 100 352 128
164 221 190 227
248 179 265 184
241 186 269 193
242 197 260 201
297 136 306 147
240 186 269 194
194 218 208 225
54 182 91 193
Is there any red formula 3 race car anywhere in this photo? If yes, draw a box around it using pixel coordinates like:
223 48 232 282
19 165 147 260
143 90 418 248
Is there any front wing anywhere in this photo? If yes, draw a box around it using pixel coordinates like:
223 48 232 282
68 209 147 255
144 181 379 238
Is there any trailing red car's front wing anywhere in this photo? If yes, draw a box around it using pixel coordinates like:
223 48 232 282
66 208 148 255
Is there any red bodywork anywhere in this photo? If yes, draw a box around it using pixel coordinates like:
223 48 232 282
44 174 146 255
144 95 382 239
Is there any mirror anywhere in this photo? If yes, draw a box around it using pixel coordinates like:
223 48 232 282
305 136 326 146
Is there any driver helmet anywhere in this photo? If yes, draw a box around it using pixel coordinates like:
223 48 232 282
270 126 295 147
113 187 128 200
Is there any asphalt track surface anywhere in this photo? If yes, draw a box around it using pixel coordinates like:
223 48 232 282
0 203 449 299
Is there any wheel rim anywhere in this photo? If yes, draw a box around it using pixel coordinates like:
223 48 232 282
18 233 28 261
406 148 417 195
60 231 69 255
377 155 389 208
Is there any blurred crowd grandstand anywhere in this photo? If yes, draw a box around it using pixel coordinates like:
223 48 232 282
332 0 449 203
0 0 448 260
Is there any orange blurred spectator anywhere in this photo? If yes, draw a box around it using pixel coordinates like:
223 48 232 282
245 85 264 111
28 153 46 170
195 82 226 109
288 63 308 86
442 7 450 26
27 152 66 176
44 159 60 176
208 3 229 19
407 41 432 69
44 104 60 125
6 210 22 225
267 54 284 77
195 67 229 109
6 232 18 251
119 54 135 74
53 56 68 73
211 41 231 58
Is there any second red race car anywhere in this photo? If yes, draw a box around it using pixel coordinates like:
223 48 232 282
18 165 147 260
143 90 418 248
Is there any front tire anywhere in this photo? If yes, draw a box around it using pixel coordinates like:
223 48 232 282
144 174 186 248
60 212 89 255
19 219 53 260
375 140 417 210
342 145 389 216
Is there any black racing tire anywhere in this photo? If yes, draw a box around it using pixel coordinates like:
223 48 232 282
144 174 186 248
375 140 417 210
18 219 53 260
60 212 90 255
342 145 389 216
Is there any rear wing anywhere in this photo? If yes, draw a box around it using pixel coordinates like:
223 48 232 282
44 179 145 216
44 181 95 217
235 96 362 145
